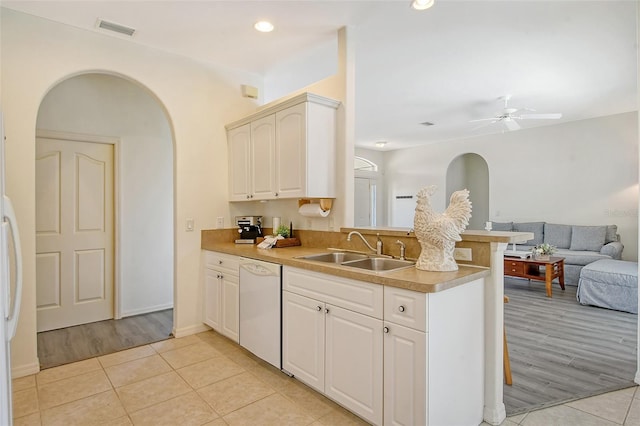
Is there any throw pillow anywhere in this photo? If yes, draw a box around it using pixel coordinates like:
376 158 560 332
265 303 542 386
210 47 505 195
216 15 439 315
513 222 544 246
491 221 513 231
543 223 572 249
605 225 618 243
570 225 607 252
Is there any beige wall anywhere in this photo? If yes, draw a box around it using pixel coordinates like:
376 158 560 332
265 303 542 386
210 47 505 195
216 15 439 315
1 8 262 375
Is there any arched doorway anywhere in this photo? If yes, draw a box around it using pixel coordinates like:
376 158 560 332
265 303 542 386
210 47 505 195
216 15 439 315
34 73 175 366
446 153 489 230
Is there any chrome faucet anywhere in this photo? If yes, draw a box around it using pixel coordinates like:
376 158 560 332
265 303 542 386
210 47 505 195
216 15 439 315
347 231 383 255
396 240 406 260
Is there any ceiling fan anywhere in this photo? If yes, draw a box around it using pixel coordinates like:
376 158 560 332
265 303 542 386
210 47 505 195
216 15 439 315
470 95 562 131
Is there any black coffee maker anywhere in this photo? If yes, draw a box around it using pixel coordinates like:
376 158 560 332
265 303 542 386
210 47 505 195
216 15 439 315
235 216 263 243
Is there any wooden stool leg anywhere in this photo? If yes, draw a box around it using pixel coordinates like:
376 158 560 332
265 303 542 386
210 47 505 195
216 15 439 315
504 328 512 385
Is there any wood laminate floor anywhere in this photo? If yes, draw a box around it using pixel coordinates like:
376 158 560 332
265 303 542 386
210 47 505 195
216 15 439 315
504 277 638 416
37 309 173 370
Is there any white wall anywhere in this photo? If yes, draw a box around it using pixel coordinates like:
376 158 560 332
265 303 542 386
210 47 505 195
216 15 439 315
385 112 639 260
36 74 173 317
1 8 262 375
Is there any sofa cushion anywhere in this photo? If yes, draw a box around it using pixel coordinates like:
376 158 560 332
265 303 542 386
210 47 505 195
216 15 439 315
491 221 513 231
513 222 544 246
555 249 611 266
605 225 618 243
569 225 607 252
543 223 572 249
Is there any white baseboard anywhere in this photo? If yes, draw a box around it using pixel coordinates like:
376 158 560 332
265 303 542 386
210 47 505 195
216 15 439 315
121 303 173 318
173 323 210 338
12 359 40 379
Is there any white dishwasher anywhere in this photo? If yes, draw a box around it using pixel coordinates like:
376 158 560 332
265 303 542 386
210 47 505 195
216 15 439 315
239 257 282 369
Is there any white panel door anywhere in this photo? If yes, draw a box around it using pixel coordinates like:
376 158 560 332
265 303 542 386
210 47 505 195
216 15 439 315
354 177 372 227
275 103 306 198
220 273 239 343
325 304 383 425
228 124 252 201
282 291 325 393
36 137 114 332
250 115 276 200
383 322 427 426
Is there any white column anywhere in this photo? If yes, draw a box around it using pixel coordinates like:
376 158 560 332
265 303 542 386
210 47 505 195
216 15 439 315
483 241 508 425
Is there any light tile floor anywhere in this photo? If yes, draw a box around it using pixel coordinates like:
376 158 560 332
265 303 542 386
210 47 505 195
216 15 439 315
12 330 640 425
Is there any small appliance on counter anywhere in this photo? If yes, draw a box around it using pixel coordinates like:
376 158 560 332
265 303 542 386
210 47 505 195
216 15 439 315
235 216 263 244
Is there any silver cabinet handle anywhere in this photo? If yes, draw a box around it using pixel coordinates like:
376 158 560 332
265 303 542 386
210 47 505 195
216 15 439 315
383 326 389 333
218 260 223 264
218 274 224 279
317 306 322 311
275 192 279 197
398 305 406 312
246 195 250 199
325 308 330 314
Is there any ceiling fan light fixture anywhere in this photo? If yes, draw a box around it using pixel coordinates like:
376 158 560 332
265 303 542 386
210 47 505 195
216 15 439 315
411 0 435 11
254 20 274 33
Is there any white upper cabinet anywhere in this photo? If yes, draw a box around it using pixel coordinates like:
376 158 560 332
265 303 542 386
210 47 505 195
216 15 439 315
226 93 339 201
250 115 276 200
227 124 251 201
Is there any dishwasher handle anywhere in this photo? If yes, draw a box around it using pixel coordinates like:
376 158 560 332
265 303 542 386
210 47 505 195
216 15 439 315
239 262 280 277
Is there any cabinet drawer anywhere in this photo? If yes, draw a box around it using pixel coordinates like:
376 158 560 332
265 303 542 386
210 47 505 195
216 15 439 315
204 251 240 275
384 286 427 332
283 267 383 319
504 260 524 275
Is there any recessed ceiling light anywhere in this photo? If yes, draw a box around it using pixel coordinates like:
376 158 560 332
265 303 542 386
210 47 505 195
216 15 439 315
254 21 274 33
411 0 435 11
375 141 387 148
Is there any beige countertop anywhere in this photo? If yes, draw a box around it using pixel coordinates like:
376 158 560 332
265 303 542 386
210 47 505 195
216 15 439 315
201 241 490 293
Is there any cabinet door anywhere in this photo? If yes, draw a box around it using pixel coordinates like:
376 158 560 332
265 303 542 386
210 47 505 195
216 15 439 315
384 322 427 426
325 305 383 426
250 115 276 200
275 103 306 198
228 124 252 201
282 291 325 393
220 273 239 343
203 269 221 331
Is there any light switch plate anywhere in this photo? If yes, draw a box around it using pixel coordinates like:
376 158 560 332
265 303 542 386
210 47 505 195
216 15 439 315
186 218 194 232
216 217 224 229
454 247 472 261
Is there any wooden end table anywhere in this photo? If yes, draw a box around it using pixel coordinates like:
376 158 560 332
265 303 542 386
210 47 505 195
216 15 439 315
504 256 565 297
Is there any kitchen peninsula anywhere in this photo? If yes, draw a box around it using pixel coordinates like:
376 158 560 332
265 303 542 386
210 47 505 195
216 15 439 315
201 228 531 425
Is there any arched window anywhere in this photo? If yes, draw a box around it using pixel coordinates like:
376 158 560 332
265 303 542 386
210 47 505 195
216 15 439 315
354 156 378 172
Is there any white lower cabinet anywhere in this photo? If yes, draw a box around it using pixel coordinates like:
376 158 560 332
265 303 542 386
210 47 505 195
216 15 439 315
203 251 239 343
326 304 383 424
282 267 384 425
282 291 325 392
383 321 427 426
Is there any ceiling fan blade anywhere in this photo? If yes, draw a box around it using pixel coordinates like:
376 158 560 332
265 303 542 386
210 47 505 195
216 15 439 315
519 113 562 120
469 117 499 123
503 118 521 131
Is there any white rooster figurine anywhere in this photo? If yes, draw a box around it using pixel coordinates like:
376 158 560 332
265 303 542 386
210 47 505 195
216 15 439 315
414 185 472 271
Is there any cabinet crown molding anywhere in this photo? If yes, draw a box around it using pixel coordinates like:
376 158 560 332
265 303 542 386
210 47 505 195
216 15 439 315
226 92 341 130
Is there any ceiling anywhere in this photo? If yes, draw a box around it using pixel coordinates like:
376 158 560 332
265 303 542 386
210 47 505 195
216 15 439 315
2 0 637 150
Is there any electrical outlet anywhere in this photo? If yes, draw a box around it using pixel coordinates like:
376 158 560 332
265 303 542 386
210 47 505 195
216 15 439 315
186 218 194 232
216 217 224 229
454 247 472 261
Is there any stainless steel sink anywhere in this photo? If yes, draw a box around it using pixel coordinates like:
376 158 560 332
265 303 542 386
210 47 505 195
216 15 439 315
341 257 415 272
298 252 369 264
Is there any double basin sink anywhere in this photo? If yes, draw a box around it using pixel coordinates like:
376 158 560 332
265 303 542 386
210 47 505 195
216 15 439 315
297 252 415 272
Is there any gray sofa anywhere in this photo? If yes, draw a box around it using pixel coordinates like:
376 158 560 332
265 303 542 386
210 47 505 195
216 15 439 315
494 221 624 285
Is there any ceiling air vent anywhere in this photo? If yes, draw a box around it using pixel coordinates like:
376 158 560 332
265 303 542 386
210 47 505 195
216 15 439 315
97 19 136 37
420 121 434 126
